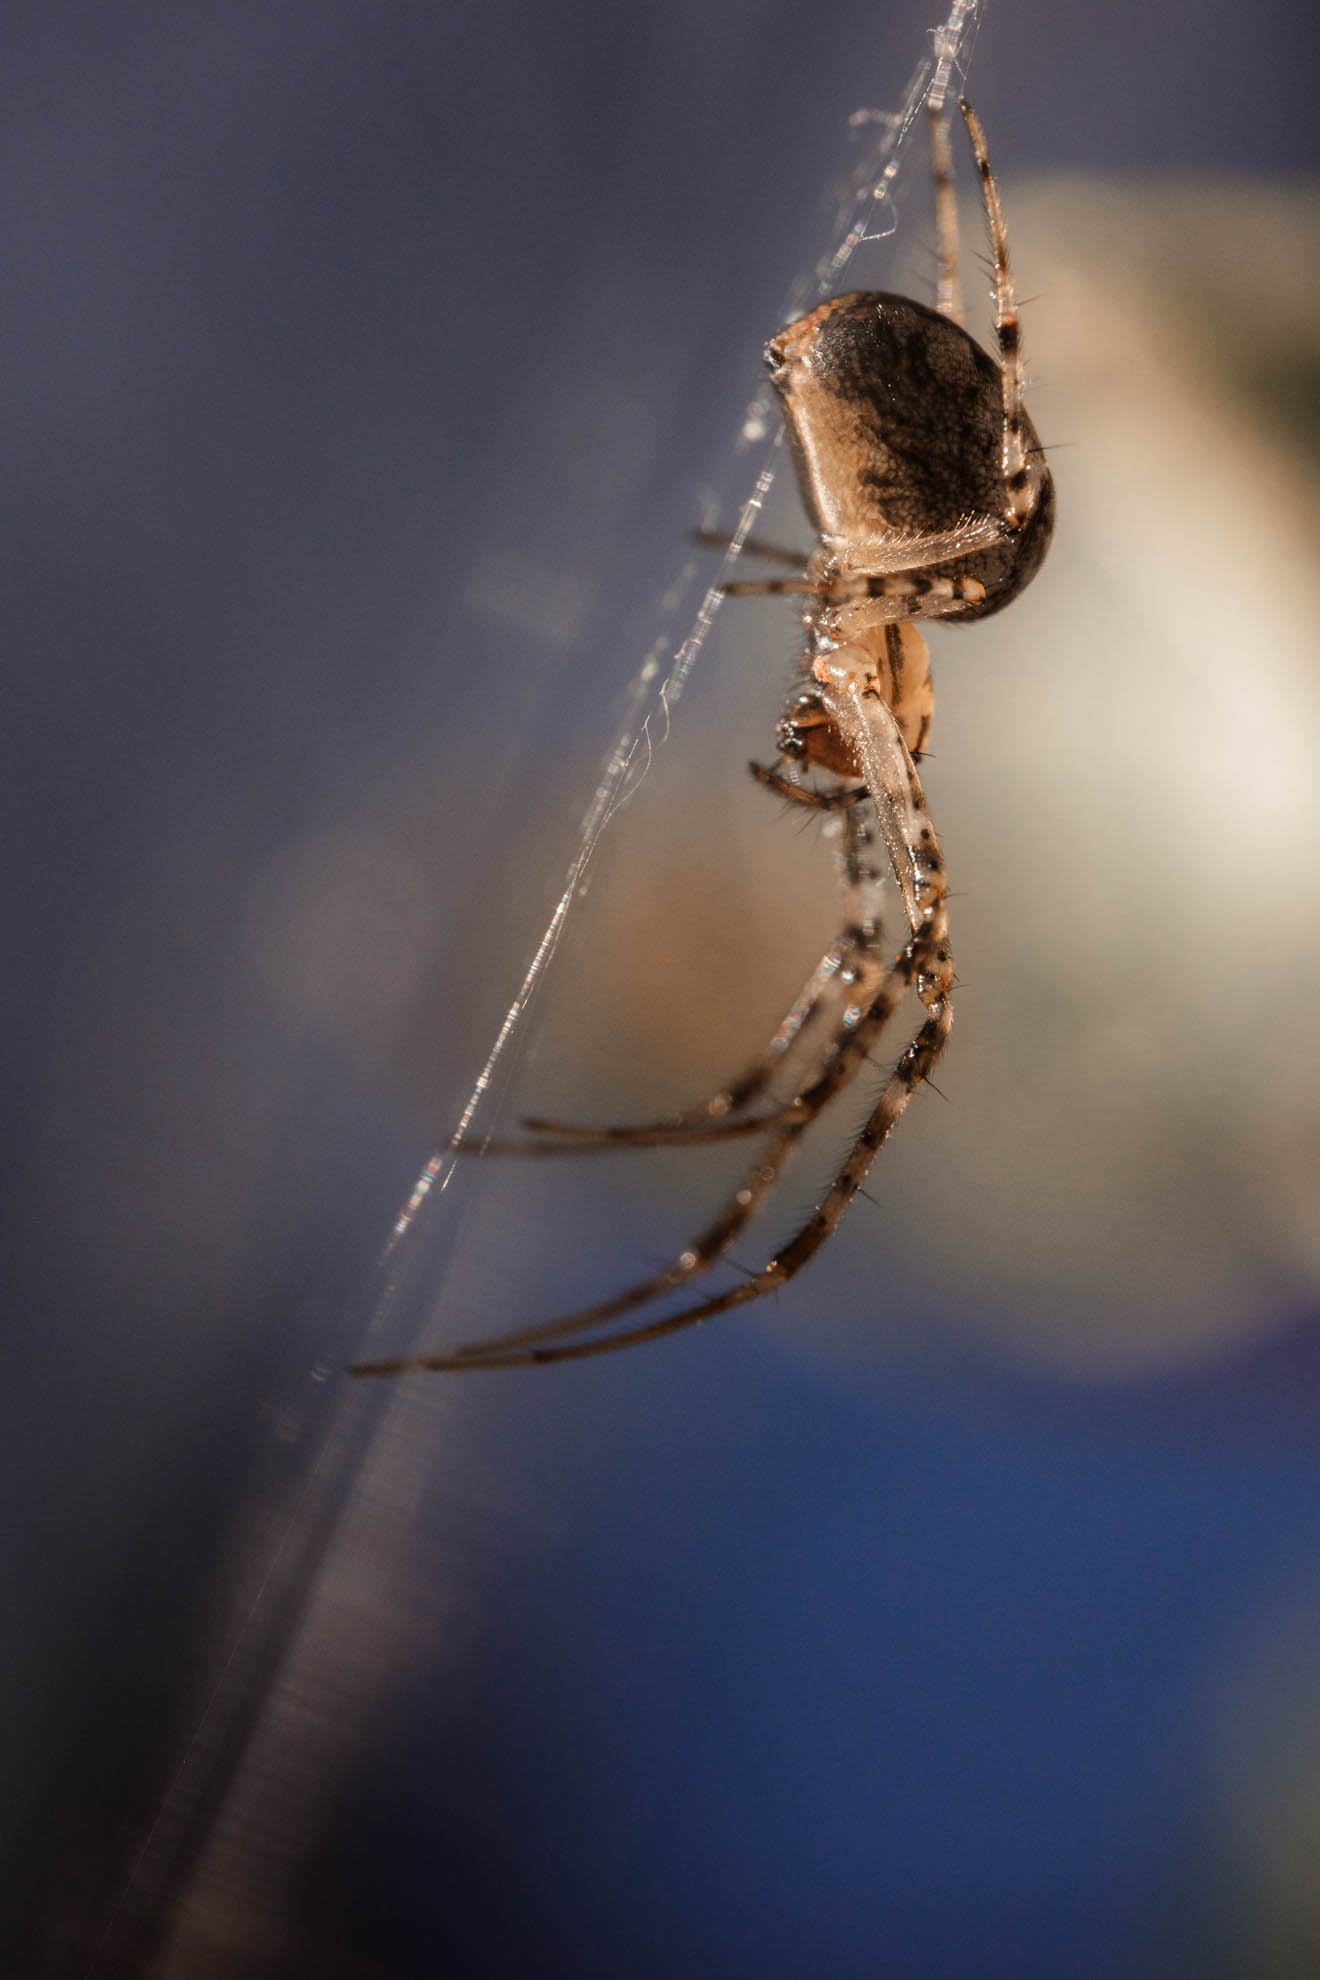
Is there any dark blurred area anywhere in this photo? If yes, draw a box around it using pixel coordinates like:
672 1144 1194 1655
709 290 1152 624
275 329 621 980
5 3 1320 1976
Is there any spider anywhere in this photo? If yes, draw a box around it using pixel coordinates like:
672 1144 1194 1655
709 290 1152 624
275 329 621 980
352 98 1053 1376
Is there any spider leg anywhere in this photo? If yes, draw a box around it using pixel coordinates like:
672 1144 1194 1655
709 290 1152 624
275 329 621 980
408 1035 949 1369
748 762 866 809
823 573 986 609
468 795 890 1154
350 938 921 1376
352 902 950 1375
927 102 964 326
463 1115 793 1155
691 526 806 568
350 685 953 1376
477 937 870 1156
720 572 980 602
720 523 1005 601
469 937 884 1154
958 98 1032 529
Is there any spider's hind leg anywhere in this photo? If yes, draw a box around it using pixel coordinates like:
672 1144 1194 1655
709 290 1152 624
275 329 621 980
470 795 889 1155
352 934 919 1374
511 932 857 1151
508 922 872 1152
749 761 866 810
352 907 949 1375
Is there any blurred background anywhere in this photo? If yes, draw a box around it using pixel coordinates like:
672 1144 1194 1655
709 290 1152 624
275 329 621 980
5 2 1320 1975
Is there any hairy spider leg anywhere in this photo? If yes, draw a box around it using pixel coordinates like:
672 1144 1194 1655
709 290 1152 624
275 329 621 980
958 98 1031 526
350 921 948 1373
721 555 999 603
747 765 868 807
927 102 964 326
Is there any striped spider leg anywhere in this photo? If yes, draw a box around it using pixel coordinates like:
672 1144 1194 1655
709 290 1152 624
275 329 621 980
469 779 894 1157
352 99 1054 1375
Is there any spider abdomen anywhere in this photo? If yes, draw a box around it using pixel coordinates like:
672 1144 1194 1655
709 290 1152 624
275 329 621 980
767 291 1053 617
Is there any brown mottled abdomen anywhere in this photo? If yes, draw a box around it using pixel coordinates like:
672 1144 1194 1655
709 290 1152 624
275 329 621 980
766 292 1053 618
